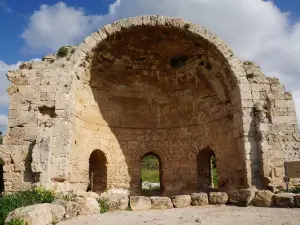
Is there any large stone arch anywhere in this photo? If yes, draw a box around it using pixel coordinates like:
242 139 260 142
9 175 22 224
68 16 252 195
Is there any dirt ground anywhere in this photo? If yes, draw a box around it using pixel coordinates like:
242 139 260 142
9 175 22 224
58 205 300 225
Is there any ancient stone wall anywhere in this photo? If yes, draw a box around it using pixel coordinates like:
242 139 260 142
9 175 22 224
0 16 299 194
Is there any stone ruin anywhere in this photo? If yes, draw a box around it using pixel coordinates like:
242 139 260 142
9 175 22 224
0 16 299 196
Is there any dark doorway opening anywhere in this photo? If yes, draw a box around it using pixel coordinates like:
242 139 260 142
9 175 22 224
141 153 163 196
197 148 218 191
88 150 107 193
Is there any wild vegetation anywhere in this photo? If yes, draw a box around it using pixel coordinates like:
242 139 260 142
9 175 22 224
141 155 160 183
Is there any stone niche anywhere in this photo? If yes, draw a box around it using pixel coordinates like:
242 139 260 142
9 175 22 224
0 16 299 195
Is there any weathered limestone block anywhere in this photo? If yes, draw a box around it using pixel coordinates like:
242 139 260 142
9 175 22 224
129 196 151 211
52 199 79 219
171 195 191 208
191 193 209 206
252 190 274 207
274 193 295 208
208 192 228 204
228 189 255 206
150 197 173 209
295 194 300 207
74 197 100 215
5 203 65 225
99 192 129 211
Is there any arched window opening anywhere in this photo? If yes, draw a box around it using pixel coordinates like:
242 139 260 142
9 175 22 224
0 159 4 194
197 148 218 191
88 150 107 194
141 153 162 196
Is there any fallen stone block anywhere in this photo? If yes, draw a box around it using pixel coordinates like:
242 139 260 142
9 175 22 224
252 190 274 207
208 192 228 204
228 189 255 206
99 192 129 211
74 197 100 215
274 193 295 208
52 199 79 219
171 195 191 208
191 193 209 206
130 196 151 211
5 203 65 225
150 197 173 209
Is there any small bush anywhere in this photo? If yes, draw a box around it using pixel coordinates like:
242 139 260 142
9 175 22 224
286 187 300 194
0 187 56 225
184 23 190 29
5 219 27 225
98 199 109 214
57 47 69 58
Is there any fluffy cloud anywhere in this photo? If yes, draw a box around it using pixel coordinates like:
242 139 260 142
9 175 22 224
19 0 300 123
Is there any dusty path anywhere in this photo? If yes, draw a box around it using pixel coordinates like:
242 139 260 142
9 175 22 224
58 205 300 225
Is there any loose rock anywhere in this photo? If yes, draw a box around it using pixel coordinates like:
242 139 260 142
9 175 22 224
171 195 191 208
74 197 100 215
274 193 295 208
208 192 228 204
150 197 173 209
252 190 274 207
53 199 79 219
130 196 151 211
228 189 255 206
5 203 65 225
191 193 209 206
99 192 129 211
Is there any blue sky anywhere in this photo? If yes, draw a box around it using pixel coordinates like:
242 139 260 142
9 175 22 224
0 0 300 132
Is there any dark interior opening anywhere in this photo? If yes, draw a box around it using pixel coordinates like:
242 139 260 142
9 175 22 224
88 150 107 193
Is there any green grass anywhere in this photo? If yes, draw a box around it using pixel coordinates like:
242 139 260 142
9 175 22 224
212 167 218 188
141 155 160 183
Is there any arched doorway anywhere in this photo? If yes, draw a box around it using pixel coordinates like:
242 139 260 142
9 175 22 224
0 159 4 193
88 150 107 193
197 148 218 191
141 153 163 196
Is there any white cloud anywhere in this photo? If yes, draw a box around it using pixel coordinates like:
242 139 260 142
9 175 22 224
0 1 12 12
18 0 300 124
21 2 102 53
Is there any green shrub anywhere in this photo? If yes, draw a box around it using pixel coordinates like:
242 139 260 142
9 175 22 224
98 199 109 214
0 187 56 225
5 219 27 225
286 187 300 194
57 47 69 58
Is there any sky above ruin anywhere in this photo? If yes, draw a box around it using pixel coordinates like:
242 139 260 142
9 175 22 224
0 0 300 132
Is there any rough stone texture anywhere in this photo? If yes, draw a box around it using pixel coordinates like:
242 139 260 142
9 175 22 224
208 192 228 204
295 194 300 207
150 197 173 209
274 193 295 208
1 15 299 195
74 197 100 215
99 192 129 211
53 199 80 219
5 203 65 225
252 190 274 207
171 195 191 208
228 189 255 206
129 196 151 211
191 193 209 206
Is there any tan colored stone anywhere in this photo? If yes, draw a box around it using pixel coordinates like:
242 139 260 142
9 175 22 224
100 192 129 211
5 203 65 225
208 192 228 204
252 190 274 207
74 197 100 215
52 199 79 219
150 197 173 209
228 189 255 206
274 193 295 208
191 193 209 206
129 196 151 211
171 195 191 208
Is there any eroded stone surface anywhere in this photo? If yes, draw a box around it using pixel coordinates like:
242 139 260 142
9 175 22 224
130 196 151 211
1 15 299 196
208 192 228 204
100 192 129 211
228 189 255 207
53 199 80 219
74 197 100 215
191 193 209 206
252 190 274 207
171 195 191 208
150 197 173 209
6 203 65 225
274 193 295 208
